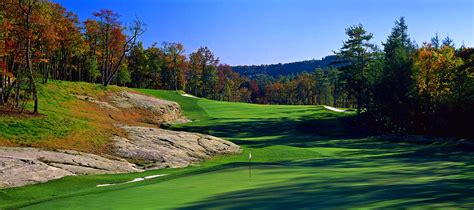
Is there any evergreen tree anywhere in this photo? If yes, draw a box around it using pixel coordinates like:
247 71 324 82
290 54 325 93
327 67 342 107
377 17 416 133
314 68 325 104
336 24 376 119
202 65 218 98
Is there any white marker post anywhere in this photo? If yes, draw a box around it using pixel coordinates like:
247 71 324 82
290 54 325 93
248 152 252 178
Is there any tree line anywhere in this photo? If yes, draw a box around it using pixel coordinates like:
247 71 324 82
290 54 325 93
126 43 252 102
1 1 472 138
334 18 473 138
0 0 144 113
232 55 339 77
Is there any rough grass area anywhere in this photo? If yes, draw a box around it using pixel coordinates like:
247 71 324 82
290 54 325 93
1 87 473 209
0 80 126 154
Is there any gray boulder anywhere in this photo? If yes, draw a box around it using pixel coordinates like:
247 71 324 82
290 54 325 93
0 147 141 188
113 125 241 169
112 92 190 124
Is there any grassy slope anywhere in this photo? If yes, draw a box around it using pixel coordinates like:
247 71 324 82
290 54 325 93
1 87 473 209
0 80 125 153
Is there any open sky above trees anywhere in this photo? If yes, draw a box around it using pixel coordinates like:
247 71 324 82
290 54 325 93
53 0 473 65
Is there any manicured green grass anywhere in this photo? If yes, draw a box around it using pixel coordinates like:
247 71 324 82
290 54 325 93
1 88 473 209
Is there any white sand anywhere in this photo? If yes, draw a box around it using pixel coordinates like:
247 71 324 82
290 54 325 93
323 105 345 112
144 174 167 179
96 174 168 187
128 178 145 183
96 183 115 187
181 93 199 98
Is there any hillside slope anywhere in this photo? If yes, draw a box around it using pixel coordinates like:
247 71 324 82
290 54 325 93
0 81 126 154
232 55 339 77
0 81 239 189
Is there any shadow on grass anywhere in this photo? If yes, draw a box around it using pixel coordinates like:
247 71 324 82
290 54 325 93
178 157 474 209
173 115 369 140
178 176 473 209
171 114 474 208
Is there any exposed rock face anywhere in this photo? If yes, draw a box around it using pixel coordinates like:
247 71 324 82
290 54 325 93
0 157 72 189
112 125 241 169
72 94 120 111
0 147 141 189
0 91 241 189
73 92 190 124
0 127 241 188
112 92 190 124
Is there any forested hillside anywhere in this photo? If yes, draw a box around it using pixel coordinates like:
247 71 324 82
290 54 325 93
0 0 472 139
231 55 339 77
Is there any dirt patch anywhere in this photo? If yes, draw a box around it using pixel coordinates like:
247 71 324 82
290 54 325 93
0 138 19 147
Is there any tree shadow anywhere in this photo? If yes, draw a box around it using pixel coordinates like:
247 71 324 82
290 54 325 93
173 115 370 142
170 113 474 208
178 157 474 209
178 177 473 209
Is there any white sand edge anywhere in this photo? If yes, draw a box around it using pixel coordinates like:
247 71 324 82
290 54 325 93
323 105 345 112
96 174 168 187
181 93 199 98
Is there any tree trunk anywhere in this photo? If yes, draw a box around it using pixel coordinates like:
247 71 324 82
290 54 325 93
26 21 38 113
15 79 20 108
103 25 110 86
174 68 178 90
78 61 81 82
21 0 38 113
45 60 49 83
0 75 4 105
3 79 15 104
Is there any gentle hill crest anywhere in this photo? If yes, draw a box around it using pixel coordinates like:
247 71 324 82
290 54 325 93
232 55 339 77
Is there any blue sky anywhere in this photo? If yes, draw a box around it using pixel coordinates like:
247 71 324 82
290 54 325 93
54 0 473 65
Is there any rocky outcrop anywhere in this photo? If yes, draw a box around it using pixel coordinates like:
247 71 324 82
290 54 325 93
0 91 241 189
73 92 190 124
112 125 241 169
0 127 241 188
112 92 190 124
0 147 141 189
72 94 120 111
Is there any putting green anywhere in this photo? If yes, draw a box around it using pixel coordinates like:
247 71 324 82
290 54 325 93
4 89 474 209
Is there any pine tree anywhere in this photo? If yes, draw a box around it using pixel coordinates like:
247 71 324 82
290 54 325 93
377 17 416 133
336 24 376 119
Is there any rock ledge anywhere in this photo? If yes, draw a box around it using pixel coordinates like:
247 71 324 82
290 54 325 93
113 125 241 169
0 147 141 189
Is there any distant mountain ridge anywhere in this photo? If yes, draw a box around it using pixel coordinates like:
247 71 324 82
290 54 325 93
232 55 339 77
